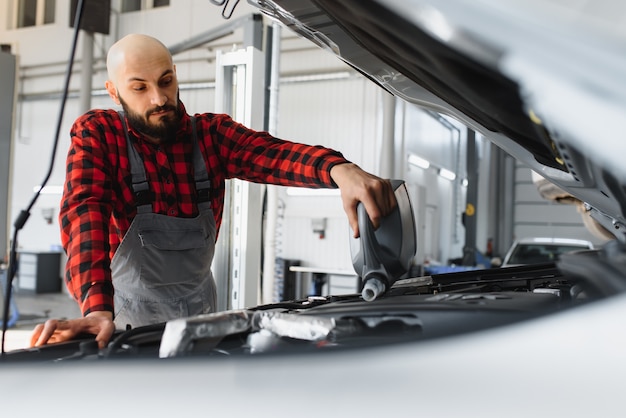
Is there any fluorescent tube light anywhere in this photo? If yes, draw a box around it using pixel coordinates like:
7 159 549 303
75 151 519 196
438 168 456 181
408 154 430 169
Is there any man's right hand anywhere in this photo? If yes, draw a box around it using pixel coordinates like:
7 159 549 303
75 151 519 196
29 311 116 350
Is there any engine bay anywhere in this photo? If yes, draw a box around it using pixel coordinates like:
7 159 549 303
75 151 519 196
6 249 616 363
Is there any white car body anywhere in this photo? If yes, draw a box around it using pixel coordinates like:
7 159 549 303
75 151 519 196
502 237 594 267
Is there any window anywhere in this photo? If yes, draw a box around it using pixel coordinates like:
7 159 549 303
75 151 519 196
121 0 169 13
43 0 55 23
121 0 141 12
18 0 37 27
16 0 55 28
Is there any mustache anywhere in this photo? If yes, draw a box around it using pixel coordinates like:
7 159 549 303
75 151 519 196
147 104 177 117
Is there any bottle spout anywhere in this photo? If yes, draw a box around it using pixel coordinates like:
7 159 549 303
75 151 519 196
361 278 386 302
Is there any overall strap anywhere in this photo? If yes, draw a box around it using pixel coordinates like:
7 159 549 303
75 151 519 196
191 116 211 207
119 111 152 214
119 112 211 213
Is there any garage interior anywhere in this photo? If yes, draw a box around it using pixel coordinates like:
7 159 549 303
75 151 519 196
0 0 610 348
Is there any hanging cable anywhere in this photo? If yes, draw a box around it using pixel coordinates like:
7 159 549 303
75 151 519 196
209 0 241 19
1 0 86 357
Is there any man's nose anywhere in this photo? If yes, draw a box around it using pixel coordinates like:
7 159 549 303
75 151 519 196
150 90 167 106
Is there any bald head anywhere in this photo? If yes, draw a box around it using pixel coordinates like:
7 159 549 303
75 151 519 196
106 34 173 86
104 34 181 143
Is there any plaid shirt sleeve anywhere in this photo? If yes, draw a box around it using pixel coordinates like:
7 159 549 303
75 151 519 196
60 111 121 316
200 113 349 187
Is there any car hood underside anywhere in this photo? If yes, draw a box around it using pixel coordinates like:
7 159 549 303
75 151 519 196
250 0 626 241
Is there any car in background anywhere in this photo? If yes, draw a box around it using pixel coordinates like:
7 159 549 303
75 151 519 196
501 237 594 267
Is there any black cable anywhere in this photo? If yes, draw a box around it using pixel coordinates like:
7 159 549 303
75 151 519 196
222 0 240 19
209 0 240 19
1 0 86 356
103 323 166 358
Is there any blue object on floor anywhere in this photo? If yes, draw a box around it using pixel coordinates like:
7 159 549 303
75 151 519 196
0 269 19 328
424 265 480 275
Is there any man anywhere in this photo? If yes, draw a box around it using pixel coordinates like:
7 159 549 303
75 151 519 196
30 34 396 349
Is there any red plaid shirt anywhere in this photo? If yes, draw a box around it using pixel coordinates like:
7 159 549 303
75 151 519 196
60 102 348 316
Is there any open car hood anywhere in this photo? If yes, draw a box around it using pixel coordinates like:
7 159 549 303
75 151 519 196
249 0 626 241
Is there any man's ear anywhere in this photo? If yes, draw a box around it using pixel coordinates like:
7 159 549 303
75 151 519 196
105 80 120 105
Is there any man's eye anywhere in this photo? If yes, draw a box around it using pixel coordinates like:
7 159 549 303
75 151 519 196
133 86 146 91
160 78 172 86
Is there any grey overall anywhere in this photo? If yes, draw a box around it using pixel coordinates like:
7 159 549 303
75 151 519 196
111 113 217 329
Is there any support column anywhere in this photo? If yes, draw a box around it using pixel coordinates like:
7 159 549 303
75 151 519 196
462 129 478 265
213 28 266 310
0 50 16 259
79 31 94 113
379 92 396 178
262 22 281 304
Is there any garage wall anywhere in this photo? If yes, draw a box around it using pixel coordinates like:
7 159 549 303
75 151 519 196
401 104 468 265
275 75 379 173
513 163 607 247
272 75 379 270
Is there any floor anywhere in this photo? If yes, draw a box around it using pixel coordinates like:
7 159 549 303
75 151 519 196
1 288 81 352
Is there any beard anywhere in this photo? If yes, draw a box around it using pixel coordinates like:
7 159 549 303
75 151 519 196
119 93 183 144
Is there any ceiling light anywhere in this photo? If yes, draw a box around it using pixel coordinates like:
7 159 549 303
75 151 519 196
408 154 430 169
438 168 456 181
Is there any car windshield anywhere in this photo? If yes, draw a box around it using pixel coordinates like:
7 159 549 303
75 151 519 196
507 244 588 265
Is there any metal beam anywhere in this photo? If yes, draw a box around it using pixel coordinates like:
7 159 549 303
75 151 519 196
168 14 263 55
